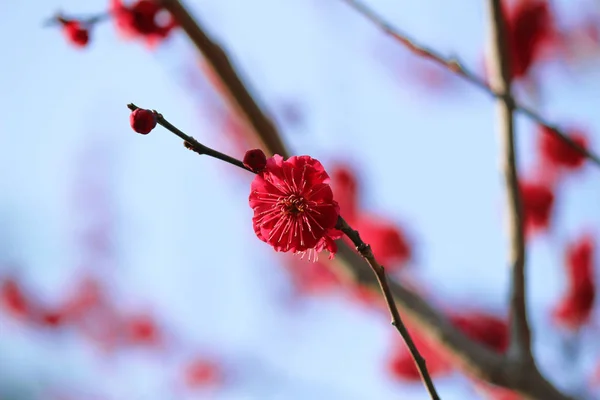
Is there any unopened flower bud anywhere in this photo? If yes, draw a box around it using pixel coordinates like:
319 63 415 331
130 108 157 134
61 20 89 47
243 149 267 172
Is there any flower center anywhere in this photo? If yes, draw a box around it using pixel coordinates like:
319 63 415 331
280 194 307 216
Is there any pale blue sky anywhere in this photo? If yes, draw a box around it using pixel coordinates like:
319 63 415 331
1 0 600 399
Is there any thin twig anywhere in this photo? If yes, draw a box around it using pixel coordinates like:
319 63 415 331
339 0 600 168
128 101 442 398
485 0 532 363
336 217 441 400
127 103 253 172
44 11 112 27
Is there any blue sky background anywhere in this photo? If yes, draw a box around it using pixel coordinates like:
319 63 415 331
1 0 600 399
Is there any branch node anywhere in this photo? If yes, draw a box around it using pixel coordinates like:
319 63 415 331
184 141 203 154
356 243 369 254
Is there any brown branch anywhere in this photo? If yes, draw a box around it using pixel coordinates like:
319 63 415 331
339 0 600 168
337 245 573 400
336 216 440 400
159 0 289 157
146 1 573 398
486 0 532 364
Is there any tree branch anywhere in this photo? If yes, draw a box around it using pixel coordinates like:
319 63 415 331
160 0 289 158
486 0 532 364
128 100 442 398
152 1 573 398
335 239 573 400
127 103 253 172
339 0 600 168
336 216 440 400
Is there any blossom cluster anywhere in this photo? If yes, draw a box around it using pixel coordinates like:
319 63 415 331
57 0 177 49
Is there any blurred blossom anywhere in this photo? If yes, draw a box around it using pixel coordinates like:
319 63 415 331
520 180 555 238
552 233 596 330
537 125 589 173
